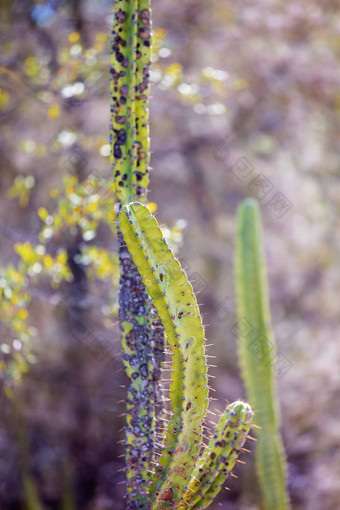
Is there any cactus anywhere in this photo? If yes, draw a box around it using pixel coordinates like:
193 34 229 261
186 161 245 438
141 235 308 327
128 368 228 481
119 202 209 504
110 2 297 509
111 0 151 205
179 401 253 509
235 198 291 510
111 2 162 507
119 202 254 508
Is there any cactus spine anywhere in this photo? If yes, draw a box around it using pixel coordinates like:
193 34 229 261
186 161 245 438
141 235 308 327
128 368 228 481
235 198 291 509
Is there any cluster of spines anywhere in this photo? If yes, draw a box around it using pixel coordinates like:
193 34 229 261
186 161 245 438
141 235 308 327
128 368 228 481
235 198 291 510
119 203 254 509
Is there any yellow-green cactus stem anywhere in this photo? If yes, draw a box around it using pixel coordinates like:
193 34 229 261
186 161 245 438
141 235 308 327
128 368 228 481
119 202 209 507
235 198 291 510
179 401 253 509
111 0 138 205
134 1 152 199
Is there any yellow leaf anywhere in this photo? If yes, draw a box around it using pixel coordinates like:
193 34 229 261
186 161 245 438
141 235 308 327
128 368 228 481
17 309 28 320
56 251 67 265
147 202 158 213
48 104 60 119
167 62 182 74
154 28 168 39
50 188 59 198
43 255 54 269
87 202 98 213
68 32 80 44
37 207 48 221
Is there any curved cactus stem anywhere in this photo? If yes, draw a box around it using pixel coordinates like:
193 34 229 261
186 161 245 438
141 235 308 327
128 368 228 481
235 198 291 510
119 203 209 507
178 401 253 509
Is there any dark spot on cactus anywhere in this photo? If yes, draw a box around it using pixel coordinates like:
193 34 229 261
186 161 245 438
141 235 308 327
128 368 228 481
117 129 127 144
140 9 150 25
118 181 124 187
116 9 126 23
139 27 150 40
115 170 121 177
159 273 163 282
143 40 151 47
210 452 216 460
178 311 184 319
186 402 192 411
138 81 148 93
114 143 122 159
122 173 128 181
159 488 173 501
120 84 128 96
116 52 124 63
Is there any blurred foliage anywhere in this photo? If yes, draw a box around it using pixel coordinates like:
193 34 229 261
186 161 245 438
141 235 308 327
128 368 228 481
0 0 339 509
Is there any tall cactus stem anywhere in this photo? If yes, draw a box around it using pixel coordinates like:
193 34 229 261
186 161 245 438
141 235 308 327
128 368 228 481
235 198 291 510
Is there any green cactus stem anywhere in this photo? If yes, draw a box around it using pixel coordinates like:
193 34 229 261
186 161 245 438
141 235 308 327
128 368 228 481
111 0 138 206
111 0 152 205
235 198 291 510
119 202 209 506
134 0 152 197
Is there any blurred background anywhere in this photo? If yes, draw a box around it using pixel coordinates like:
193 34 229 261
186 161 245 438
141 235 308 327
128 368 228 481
1 0 340 508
